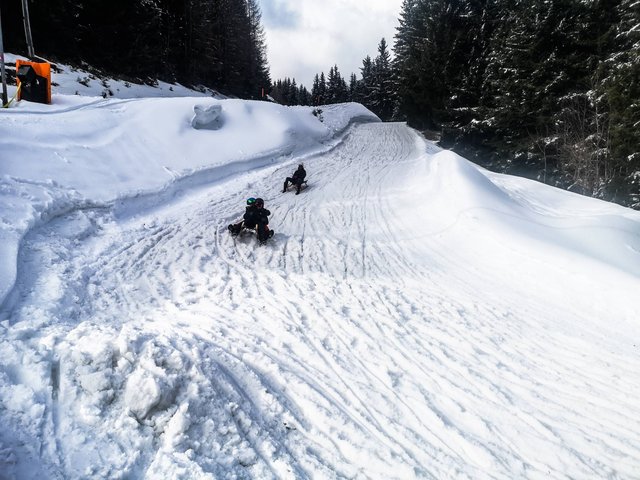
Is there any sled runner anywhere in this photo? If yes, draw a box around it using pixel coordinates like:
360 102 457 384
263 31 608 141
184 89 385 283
282 180 308 194
228 222 274 246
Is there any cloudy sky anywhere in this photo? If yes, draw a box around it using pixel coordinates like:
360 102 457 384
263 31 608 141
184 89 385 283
259 0 404 89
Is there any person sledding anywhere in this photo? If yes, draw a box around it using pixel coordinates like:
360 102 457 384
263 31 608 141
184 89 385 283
283 163 307 195
228 197 274 245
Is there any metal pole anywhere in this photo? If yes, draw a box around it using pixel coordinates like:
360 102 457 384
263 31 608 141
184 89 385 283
21 0 34 58
0 7 8 106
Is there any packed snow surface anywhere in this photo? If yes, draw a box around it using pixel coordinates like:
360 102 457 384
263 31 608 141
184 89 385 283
1 56 640 479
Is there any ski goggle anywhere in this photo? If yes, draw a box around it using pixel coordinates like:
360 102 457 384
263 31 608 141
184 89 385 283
247 197 256 205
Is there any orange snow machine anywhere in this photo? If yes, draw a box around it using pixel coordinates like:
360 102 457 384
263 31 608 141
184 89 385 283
16 59 51 104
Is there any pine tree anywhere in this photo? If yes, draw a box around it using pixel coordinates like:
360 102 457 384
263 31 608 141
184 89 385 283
349 73 358 102
288 78 298 105
393 0 433 127
269 79 284 104
370 38 394 120
326 65 348 103
298 85 311 105
27 0 87 63
392 0 475 127
479 1 592 180
357 55 375 108
442 0 500 157
311 74 322 105
603 0 640 206
318 72 327 104
546 0 623 197
246 0 271 98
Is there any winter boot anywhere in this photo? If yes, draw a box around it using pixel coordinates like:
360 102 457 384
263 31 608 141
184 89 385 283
258 227 274 245
228 224 241 236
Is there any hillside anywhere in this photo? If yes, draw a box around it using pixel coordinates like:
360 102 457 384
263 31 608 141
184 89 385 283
1 56 640 479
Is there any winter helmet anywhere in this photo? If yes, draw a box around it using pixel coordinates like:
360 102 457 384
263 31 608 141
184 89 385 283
255 198 264 207
247 197 256 206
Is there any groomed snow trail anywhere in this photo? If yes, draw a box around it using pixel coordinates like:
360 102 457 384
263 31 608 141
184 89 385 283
2 122 640 479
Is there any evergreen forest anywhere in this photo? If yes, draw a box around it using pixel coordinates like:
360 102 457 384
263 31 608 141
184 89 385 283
0 0 271 99
1 0 638 208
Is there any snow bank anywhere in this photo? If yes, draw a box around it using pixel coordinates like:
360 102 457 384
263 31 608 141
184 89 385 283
0 70 378 307
400 149 640 279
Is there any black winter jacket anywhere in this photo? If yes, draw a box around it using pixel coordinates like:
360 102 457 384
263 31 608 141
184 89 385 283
244 205 270 225
292 167 306 181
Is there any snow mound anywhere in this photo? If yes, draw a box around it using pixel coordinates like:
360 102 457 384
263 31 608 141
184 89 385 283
191 104 223 130
419 150 640 279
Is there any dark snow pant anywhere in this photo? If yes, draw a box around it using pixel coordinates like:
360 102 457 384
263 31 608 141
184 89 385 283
284 177 303 194
229 222 243 235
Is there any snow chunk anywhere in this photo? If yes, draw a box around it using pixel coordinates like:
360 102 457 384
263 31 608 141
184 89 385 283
124 369 162 421
191 104 223 130
162 402 191 449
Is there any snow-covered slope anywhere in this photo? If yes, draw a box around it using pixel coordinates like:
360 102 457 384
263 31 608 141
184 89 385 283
0 59 376 307
1 58 640 479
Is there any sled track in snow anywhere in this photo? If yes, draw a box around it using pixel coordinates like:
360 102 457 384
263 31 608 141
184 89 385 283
2 122 640 478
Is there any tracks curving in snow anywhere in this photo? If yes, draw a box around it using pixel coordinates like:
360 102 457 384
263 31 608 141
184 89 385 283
1 122 639 479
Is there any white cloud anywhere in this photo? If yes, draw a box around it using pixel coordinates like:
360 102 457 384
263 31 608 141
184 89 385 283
261 0 403 88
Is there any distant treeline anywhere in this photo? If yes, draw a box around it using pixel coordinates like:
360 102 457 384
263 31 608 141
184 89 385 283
0 0 270 99
273 0 639 209
2 0 638 208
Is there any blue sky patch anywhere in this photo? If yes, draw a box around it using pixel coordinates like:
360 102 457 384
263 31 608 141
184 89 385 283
260 0 300 29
